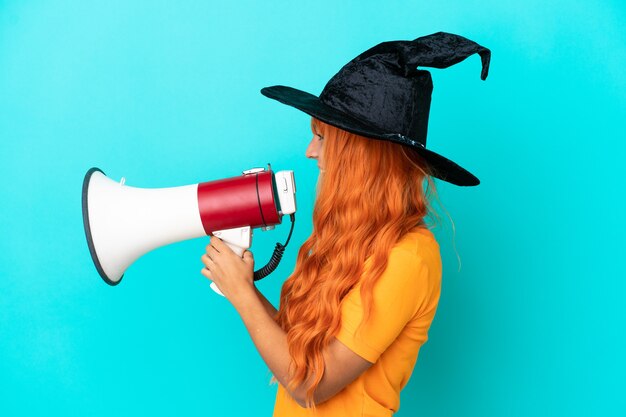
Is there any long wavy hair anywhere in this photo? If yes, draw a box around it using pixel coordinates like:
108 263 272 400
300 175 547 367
273 118 442 409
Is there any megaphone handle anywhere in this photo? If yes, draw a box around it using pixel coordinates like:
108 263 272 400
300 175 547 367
209 230 249 297
209 283 224 296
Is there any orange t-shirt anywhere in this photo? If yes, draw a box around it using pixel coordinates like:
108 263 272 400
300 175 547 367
272 227 442 416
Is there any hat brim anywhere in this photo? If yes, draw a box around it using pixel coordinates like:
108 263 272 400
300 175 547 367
261 85 480 186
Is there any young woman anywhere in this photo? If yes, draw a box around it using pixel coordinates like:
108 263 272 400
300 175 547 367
200 32 490 416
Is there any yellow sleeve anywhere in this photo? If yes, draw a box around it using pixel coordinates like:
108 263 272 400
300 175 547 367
335 247 434 363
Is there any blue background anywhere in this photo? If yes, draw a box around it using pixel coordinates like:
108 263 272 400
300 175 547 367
1 1 624 416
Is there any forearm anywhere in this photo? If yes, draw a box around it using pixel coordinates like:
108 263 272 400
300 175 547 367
254 285 278 319
233 288 304 405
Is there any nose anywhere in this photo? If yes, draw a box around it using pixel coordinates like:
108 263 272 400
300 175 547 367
305 136 319 160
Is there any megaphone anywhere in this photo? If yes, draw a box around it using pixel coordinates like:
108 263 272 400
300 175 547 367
82 163 297 296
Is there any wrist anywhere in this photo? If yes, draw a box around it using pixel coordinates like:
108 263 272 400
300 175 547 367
230 283 259 313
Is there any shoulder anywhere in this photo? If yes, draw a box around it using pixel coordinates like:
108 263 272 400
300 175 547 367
380 227 442 296
359 227 441 293
397 226 440 254
391 227 441 272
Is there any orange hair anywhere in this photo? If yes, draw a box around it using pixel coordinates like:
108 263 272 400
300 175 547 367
273 118 442 409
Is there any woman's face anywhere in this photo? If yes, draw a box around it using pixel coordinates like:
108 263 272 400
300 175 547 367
306 121 325 171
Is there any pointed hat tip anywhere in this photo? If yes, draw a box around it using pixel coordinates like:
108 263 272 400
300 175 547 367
480 48 491 80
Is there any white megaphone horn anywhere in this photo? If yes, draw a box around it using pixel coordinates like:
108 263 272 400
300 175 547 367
82 163 296 296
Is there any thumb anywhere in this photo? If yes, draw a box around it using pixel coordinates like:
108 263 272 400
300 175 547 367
243 250 254 263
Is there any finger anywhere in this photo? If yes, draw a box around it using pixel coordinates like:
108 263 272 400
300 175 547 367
200 267 213 281
201 253 214 268
206 243 220 255
208 237 223 250
206 245 219 260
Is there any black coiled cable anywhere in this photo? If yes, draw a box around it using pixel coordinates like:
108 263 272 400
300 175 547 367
253 213 295 281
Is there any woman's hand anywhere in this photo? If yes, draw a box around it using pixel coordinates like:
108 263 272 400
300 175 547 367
200 236 255 306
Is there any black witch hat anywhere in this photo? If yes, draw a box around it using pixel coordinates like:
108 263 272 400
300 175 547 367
261 31 491 186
